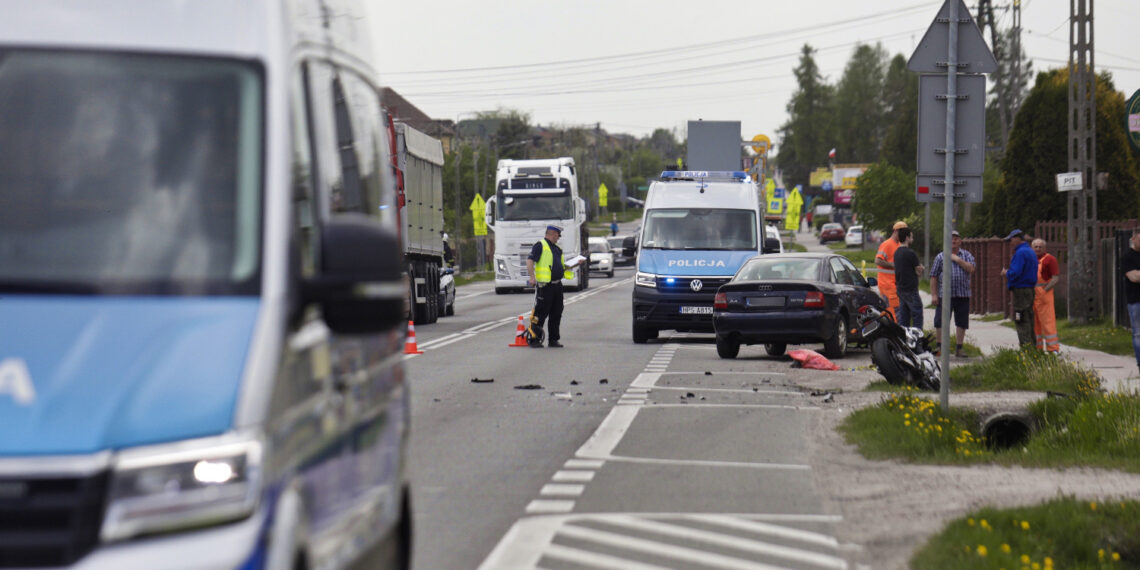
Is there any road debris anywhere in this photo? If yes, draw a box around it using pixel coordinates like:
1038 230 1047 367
470 377 494 383
514 384 543 390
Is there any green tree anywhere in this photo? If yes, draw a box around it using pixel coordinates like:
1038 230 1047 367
834 43 889 163
971 68 1140 236
851 161 920 234
777 44 836 189
879 54 918 171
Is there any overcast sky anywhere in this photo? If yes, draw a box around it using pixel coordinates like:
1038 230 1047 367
371 0 1139 153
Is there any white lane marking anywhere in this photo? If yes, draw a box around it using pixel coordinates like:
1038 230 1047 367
526 500 575 514
598 515 847 569
592 455 812 470
651 386 802 396
688 514 841 549
631 373 661 388
416 332 464 349
650 403 821 411
420 334 476 351
479 513 846 570
564 459 604 469
576 404 640 458
551 470 595 483
556 523 787 570
543 543 673 570
659 371 787 376
540 484 585 497
456 289 493 300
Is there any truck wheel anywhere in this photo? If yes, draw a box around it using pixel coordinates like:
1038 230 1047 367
716 334 740 359
426 262 439 324
412 261 429 324
495 287 508 295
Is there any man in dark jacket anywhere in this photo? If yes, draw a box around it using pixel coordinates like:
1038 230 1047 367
1001 229 1038 346
893 228 925 329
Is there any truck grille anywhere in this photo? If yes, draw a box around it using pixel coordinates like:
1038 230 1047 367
0 473 108 567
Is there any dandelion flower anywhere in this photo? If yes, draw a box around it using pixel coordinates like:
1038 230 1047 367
1090 501 1097 511
968 518 975 527
1021 554 1031 564
1020 520 1030 530
1113 552 1121 561
977 545 988 557
1001 544 1011 554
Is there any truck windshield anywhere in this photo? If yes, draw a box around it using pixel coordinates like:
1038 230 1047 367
497 194 574 221
641 208 756 250
0 50 262 295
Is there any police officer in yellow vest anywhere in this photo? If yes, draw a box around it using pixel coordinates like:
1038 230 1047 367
526 225 581 348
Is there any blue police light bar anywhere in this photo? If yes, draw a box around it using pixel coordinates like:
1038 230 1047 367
660 170 749 181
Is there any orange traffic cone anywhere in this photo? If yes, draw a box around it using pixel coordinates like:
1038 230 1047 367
508 315 529 347
404 320 424 355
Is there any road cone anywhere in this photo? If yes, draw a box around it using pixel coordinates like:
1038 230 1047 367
404 320 424 355
508 315 529 347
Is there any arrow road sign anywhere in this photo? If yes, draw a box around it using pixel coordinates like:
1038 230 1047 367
907 0 997 74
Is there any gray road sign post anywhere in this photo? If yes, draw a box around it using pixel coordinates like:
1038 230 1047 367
908 0 996 411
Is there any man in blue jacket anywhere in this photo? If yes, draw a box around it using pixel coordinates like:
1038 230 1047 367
1001 229 1038 346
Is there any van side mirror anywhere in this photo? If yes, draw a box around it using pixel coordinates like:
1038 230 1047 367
303 213 405 333
622 235 636 257
762 238 781 254
485 197 496 227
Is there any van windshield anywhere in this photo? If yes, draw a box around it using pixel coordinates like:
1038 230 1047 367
0 50 262 295
641 208 756 251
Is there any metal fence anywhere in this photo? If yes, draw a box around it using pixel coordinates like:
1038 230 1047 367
959 220 1140 324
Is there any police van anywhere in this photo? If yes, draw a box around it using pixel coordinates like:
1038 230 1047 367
0 1 412 568
631 171 777 343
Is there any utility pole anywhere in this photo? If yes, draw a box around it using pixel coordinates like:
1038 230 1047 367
1067 0 1098 323
592 122 601 220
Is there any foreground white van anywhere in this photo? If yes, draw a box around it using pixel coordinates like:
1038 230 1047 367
0 1 412 568
631 171 777 342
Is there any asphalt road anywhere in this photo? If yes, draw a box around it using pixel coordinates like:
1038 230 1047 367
405 248 882 570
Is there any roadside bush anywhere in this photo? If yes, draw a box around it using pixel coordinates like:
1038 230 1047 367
840 389 990 463
813 215 831 231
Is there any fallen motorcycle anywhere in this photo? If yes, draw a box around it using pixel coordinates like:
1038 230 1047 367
855 305 941 391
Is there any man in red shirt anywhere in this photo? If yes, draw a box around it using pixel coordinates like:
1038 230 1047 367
1032 238 1061 352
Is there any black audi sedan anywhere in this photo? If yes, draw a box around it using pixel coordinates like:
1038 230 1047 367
712 253 886 359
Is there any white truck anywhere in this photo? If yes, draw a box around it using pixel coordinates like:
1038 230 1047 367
486 157 589 293
631 171 779 342
390 120 448 323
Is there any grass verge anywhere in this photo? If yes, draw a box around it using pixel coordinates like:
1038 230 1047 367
949 347 1101 393
1057 318 1134 357
844 349 1139 472
911 496 1140 569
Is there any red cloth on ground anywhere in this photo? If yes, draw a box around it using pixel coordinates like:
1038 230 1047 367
787 349 840 371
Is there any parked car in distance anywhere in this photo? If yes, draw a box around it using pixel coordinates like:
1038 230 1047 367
765 225 784 253
440 266 456 316
588 237 615 277
819 222 846 244
712 253 886 359
608 234 636 266
845 225 864 247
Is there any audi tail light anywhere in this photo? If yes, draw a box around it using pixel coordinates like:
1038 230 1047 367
714 292 727 309
804 291 825 308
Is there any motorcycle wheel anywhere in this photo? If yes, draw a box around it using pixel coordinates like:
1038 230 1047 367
871 338 912 386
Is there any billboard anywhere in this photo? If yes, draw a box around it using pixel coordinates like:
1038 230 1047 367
832 164 869 206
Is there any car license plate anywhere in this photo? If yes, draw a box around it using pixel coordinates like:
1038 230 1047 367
746 296 785 308
679 306 713 314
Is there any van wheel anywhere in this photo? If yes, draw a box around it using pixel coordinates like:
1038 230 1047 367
716 334 740 359
633 323 655 344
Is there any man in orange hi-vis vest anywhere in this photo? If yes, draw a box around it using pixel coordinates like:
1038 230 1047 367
1032 238 1061 352
875 221 908 318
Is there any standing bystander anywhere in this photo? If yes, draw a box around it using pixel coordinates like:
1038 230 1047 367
1032 239 1061 353
1001 229 1038 347
875 221 908 318
1120 229 1140 373
929 230 976 357
892 228 925 328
